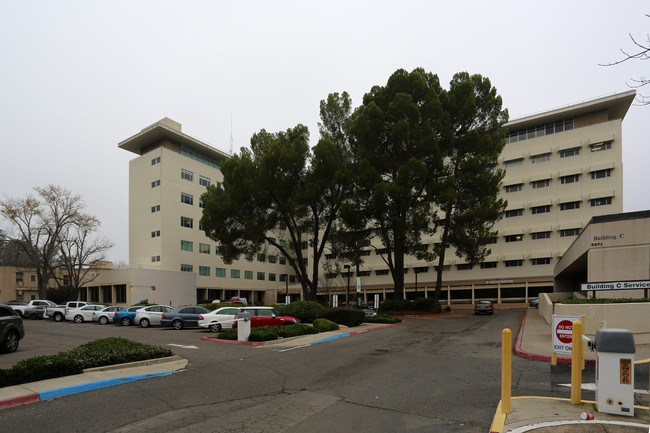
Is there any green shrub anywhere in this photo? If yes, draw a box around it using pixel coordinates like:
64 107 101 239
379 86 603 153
278 324 318 338
562 297 650 304
217 324 319 342
218 328 238 340
248 326 281 341
379 299 408 312
380 298 441 313
364 315 402 324
281 301 328 323
312 318 339 332
0 338 172 388
320 308 365 327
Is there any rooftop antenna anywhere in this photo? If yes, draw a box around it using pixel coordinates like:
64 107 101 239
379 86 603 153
229 111 233 155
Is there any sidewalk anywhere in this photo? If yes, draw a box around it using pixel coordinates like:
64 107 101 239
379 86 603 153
491 309 650 432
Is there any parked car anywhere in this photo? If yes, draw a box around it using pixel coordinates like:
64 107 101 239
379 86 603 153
92 306 126 324
0 304 25 353
45 301 90 322
65 305 104 323
198 306 241 332
227 297 248 306
233 307 298 328
160 306 210 330
114 306 147 326
134 305 175 328
474 300 494 315
10 300 56 317
23 304 48 320
347 302 377 317
529 298 539 308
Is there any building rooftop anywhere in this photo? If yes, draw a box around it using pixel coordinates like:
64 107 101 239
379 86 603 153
505 90 636 130
118 117 230 161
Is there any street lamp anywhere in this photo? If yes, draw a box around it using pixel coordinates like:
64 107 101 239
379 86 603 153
343 264 351 306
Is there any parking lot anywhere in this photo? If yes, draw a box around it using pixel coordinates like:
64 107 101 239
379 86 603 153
0 316 238 370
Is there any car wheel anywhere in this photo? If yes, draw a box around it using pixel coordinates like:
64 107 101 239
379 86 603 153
209 323 222 333
172 319 184 330
29 313 39 320
121 317 131 326
74 315 84 324
140 318 150 328
54 313 64 322
99 316 109 325
474 311 479 315
3 331 19 353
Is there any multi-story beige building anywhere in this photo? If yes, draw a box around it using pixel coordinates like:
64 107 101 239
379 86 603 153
117 90 635 306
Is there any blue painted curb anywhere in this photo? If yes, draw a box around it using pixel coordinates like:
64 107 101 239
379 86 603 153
39 371 174 400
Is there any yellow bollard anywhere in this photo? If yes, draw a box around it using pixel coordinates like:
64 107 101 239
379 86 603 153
571 320 584 404
501 328 512 414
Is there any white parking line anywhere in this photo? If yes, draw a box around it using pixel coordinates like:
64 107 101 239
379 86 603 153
167 344 199 349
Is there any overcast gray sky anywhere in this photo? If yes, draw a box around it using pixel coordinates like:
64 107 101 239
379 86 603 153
1 1 648 264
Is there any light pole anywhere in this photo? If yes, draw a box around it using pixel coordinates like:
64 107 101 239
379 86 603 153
284 274 289 303
344 264 351 306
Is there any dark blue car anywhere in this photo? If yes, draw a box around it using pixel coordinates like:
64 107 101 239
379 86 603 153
114 305 145 326
160 306 209 330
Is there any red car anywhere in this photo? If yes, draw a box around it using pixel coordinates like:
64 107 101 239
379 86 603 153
233 307 298 328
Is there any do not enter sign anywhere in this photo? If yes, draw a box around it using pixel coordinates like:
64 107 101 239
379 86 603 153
552 315 581 355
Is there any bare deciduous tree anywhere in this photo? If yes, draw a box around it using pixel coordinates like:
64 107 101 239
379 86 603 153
601 14 650 105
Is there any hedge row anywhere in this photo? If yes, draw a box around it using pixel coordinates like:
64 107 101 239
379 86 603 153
0 337 172 388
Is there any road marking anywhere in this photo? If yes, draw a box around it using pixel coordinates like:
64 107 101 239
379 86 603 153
167 344 199 349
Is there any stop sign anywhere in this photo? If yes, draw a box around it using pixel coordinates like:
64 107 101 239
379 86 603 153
556 319 573 344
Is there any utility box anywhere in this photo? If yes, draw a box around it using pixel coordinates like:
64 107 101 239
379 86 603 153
594 328 635 416
237 312 252 341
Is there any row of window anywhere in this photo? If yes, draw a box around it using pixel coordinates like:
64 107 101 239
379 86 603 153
504 141 612 168
504 169 612 193
180 264 296 282
505 197 612 218
504 228 580 243
324 257 554 279
505 118 574 144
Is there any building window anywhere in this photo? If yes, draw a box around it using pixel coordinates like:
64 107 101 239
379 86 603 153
486 237 498 244
181 145 221 169
181 193 194 205
279 257 286 265
289 275 296 283
216 268 226 278
531 153 550 164
181 216 193 228
456 263 473 271
231 269 240 279
531 231 551 240
505 183 523 193
199 176 211 187
531 205 550 214
181 240 193 252
151 256 160 262
257 253 266 262
199 198 205 208
151 180 160 188
325 273 337 279
504 158 523 168
268 255 277 263
16 272 24 284
560 201 581 211
590 169 611 180
531 257 551 265
245 252 253 261
480 262 497 269
591 197 612 207
560 147 580 158
560 228 580 237
505 234 523 243
116 285 127 303
505 118 573 144
560 174 580 184
30 274 36 282
375 269 390 276
531 179 550 189
257 272 265 281
359 250 371 257
505 209 523 218
199 266 210 276
151 230 160 238
590 141 612 152
245 270 253 280
199 243 210 254
279 274 288 282
181 264 193 272
151 205 160 213
269 273 277 282
181 169 194 182
505 260 523 267
152 156 161 165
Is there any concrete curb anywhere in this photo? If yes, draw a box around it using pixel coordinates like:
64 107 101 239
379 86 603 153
0 356 186 411
513 310 595 366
